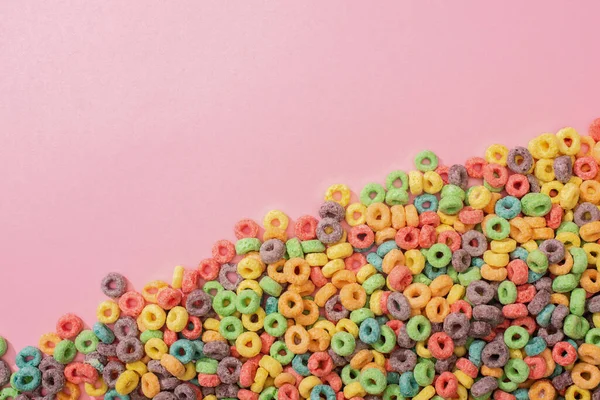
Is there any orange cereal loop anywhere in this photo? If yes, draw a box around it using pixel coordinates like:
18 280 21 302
267 260 287 284
288 280 316 297
57 382 80 400
391 205 407 229
424 296 450 323
405 205 419 227
307 327 331 352
295 300 320 326
39 332 61 355
274 373 298 388
365 203 392 231
579 344 600 365
403 283 431 309
284 325 310 354
509 217 533 243
315 283 338 307
580 269 600 294
381 249 405 274
528 380 556 400
481 264 508 281
325 184 351 207
278 291 304 318
331 270 357 289
580 180 600 204
549 251 573 276
142 281 169 304
375 227 397 245
350 349 374 369
339 283 367 311
283 258 311 285
263 210 289 231
571 362 600 390
578 135 595 157
429 275 453 297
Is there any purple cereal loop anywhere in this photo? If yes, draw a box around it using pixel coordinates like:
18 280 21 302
593 387 600 400
538 325 564 347
527 289 551 316
461 230 487 257
203 341 230 361
174 384 197 400
38 357 64 374
218 263 242 291
328 348 348 367
554 155 573 183
473 305 503 326
396 325 416 349
588 295 600 313
154 392 177 400
431 322 443 334
454 336 468 347
116 337 144 363
552 370 574 391
469 321 491 338
451 249 471 273
215 384 239 399
319 201 345 222
97 342 118 357
325 295 349 323
534 277 552 292
217 357 241 384
185 289 212 317
443 313 470 340
466 280 495 305
114 316 139 340
160 377 180 391
201 387 215 396
481 341 509 368
130 389 150 400
538 239 565 264
449 164 469 190
574 202 600 227
0 360 11 387
41 368 65 395
259 239 286 264
434 354 457 374
507 147 534 174
386 292 411 321
102 361 125 388
316 217 344 244
527 174 541 193
470 376 498 398
100 272 128 298
148 360 170 377
389 349 417 373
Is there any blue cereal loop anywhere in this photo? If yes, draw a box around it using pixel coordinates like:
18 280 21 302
376 240 398 257
468 340 486 367
265 296 278 314
358 318 381 345
536 304 555 327
13 365 41 392
471 257 485 268
15 346 42 368
399 371 419 397
495 196 522 219
510 247 529 261
414 194 438 213
528 269 544 283
524 337 546 357
424 263 446 280
292 354 310 376
93 322 115 344
367 253 383 272
105 389 130 400
310 385 336 400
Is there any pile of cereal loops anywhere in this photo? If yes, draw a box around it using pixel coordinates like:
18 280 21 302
4 120 600 400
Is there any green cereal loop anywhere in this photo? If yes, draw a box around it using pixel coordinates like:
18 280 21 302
236 289 261 314
386 170 409 190
341 365 360 385
0 336 6 357
350 308 375 325
0 388 19 400
426 243 452 268
140 330 163 344
195 357 218 374
473 393 493 400
585 328 600 346
360 183 386 206
557 221 579 235
570 247 588 274
259 387 277 400
202 280 224 299
74 330 99 354
498 281 517 305
372 325 396 354
359 368 387 395
286 238 304 259
212 290 237 316
406 315 431 342
219 316 244 340
269 341 294 365
413 273 432 285
458 267 482 287
414 359 435 386
563 314 589 340
438 195 464 215
300 240 325 254
259 276 283 297
363 274 385 295
331 332 356 356
552 274 578 293
441 184 466 201
570 288 586 316
383 385 402 400
385 187 410 206
504 326 529 349
483 180 503 193
497 374 519 392
53 339 76 364
526 249 548 274
520 193 552 217
504 359 530 384
264 313 287 337
414 150 439 172
235 237 261 255
485 216 510 240
446 266 459 283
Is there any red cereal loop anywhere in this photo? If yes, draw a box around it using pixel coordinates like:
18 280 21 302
156 287 183 310
234 219 260 239
284 366 303 386
344 253 366 273
516 284 536 303
418 224 437 249
277 384 299 400
387 265 413 292
230 345 241 359
449 300 472 319
494 390 516 400
211 239 236 264
496 319 511 330
507 259 529 285
505 174 530 198
348 224 375 249
197 258 220 281
180 315 203 340
524 355 546 379
294 215 319 241
435 371 459 398
437 230 461 251
322 372 343 391
240 361 259 387
428 332 454 359
238 389 259 400
395 226 420 250
512 316 537 335
590 118 600 141
456 358 478 378
310 266 328 288
574 156 599 180
163 329 177 346
419 211 440 227
56 313 84 339
118 291 145 317
482 331 497 342
502 303 528 319
545 204 563 230
483 163 509 188
465 157 488 179
197 373 221 387
379 291 391 314
307 352 334 377
64 362 98 384
260 332 275 354
386 320 403 336
181 270 200 294
436 165 449 184
552 341 578 366
458 207 484 225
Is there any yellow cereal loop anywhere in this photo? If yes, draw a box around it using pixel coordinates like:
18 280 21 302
237 256 265 279
391 205 407 229
39 332 62 355
534 158 555 182
263 209 289 231
556 231 581 249
405 249 425 274
171 265 184 289
145 338 168 360
299 376 323 399
140 304 167 330
84 377 108 397
416 341 432 358
235 332 261 358
556 126 581 155
305 252 329 266
560 182 580 210
528 133 559 159
483 250 509 267
343 381 366 399
437 210 458 225
413 385 436 400
126 361 148 376
142 280 168 304
447 284 465 304
356 264 377 284
423 171 444 194
313 320 336 337
485 144 508 166
454 370 473 389
326 243 353 259
336 319 359 337
325 184 351 207
490 238 517 253
345 202 367 226
468 186 492 210
166 306 188 332
97 300 120 324
408 170 424 195
237 279 263 296
115 370 139 395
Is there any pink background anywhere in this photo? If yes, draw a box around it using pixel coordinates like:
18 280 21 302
1 0 600 381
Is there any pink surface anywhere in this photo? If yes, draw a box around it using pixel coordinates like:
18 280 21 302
1 0 600 377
